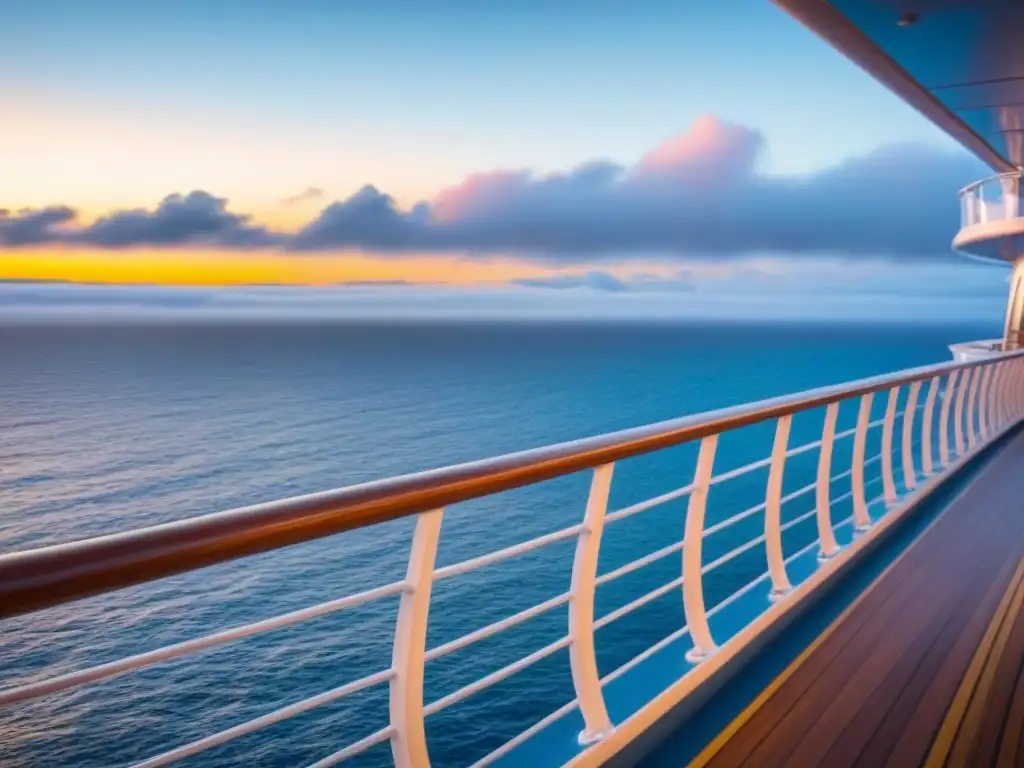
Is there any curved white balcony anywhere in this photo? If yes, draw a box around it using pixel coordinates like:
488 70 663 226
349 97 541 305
954 172 1024 263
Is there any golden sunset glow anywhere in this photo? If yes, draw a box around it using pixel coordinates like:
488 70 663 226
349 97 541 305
0 248 590 287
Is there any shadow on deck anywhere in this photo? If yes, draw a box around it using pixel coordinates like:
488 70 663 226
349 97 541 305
638 427 1024 768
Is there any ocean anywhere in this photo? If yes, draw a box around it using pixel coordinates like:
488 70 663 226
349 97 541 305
0 319 998 767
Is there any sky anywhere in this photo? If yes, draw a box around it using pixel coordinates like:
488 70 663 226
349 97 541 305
0 0 1010 319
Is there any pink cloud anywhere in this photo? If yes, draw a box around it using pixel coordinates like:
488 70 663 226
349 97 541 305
636 114 764 181
2 115 985 261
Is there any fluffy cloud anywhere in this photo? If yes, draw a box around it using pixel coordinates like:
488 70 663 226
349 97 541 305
1 192 281 249
0 206 76 246
1 115 987 260
78 192 283 248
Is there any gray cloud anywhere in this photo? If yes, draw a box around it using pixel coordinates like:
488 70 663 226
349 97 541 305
76 192 282 248
289 115 985 260
512 271 628 292
0 206 77 246
0 115 988 260
281 186 326 206
0 192 282 249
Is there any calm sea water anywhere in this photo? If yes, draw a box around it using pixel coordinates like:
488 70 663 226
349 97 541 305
0 320 997 767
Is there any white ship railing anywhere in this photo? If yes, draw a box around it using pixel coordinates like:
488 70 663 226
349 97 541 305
959 171 1022 228
2 351 1024 766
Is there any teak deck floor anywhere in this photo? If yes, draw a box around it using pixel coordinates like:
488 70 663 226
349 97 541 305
692 430 1024 768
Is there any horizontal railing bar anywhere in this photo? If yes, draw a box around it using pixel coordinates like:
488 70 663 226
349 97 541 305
424 591 572 662
707 570 773 620
423 635 572 717
609 425 890 533
305 726 395 768
703 477 883 578
780 506 818 534
708 455 773 486
702 533 766 574
704 494 888 623
595 540 684 586
707 425 862 488
593 576 685 631
703 501 766 538
704 472 836 540
0 580 405 707
131 668 394 768
831 512 857 531
432 524 582 581
605 484 694 524
3 351 1017 620
599 624 692 686
784 535 825 565
606 429 857 526
472 699 581 768
959 171 1023 196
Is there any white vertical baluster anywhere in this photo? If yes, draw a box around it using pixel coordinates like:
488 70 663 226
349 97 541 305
1009 362 1019 420
1016 361 1024 417
939 370 957 466
1015 360 1024 419
815 402 840 562
987 363 1003 433
953 368 969 456
1003 361 1016 423
901 381 920 491
978 364 994 440
391 509 443 768
966 365 981 447
569 464 615 745
683 435 719 662
1004 175 1020 220
999 361 1013 427
765 415 793 601
1009 361 1020 420
881 387 899 505
921 376 940 476
851 393 873 533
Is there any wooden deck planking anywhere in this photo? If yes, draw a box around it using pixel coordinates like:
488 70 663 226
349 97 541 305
693 430 1024 768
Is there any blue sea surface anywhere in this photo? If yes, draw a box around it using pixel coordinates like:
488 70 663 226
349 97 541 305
0 319 997 767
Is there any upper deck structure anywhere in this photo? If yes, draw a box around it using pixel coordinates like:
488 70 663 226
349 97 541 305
4 3 1024 767
776 0 1024 350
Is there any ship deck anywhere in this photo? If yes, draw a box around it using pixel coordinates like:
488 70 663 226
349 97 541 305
655 427 1024 767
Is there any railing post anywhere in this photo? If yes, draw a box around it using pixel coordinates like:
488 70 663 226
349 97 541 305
815 402 840 562
901 381 920 491
683 435 719 663
569 463 615 745
953 367 969 456
881 387 899 505
391 509 443 768
1013 361 1024 420
1011 362 1019 421
1000 361 1014 426
940 370 957 466
978 364 994 440
987 363 1004 434
921 376 940 476
966 365 981 447
765 415 793 600
1004 175 1020 220
1010 363 1019 420
851 393 873 532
